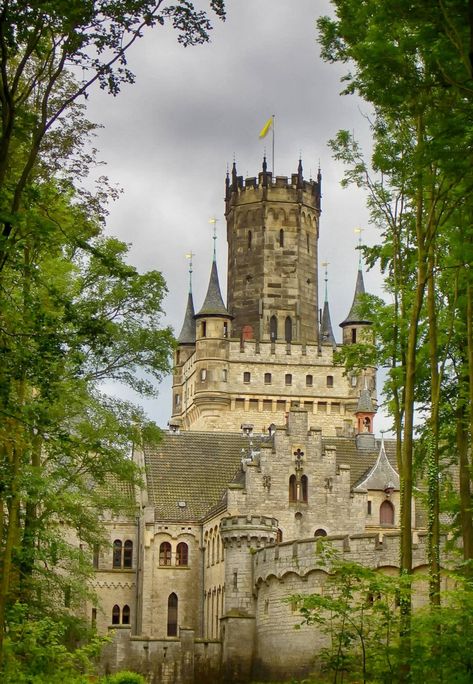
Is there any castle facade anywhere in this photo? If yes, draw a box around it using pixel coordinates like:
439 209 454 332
91 162 427 683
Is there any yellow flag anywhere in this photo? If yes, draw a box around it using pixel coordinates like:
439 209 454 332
259 116 273 139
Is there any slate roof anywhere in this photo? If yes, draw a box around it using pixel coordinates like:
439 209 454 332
196 259 231 318
340 268 372 327
320 300 336 346
177 292 196 345
356 388 375 413
143 431 263 521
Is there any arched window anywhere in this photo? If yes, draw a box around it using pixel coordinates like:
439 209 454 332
306 374 313 387
279 229 284 247
176 542 188 566
276 528 283 544
285 373 292 386
301 475 308 503
112 604 120 625
122 604 130 625
167 593 178 637
264 372 272 384
289 475 297 503
248 230 252 249
307 232 310 252
270 315 278 341
380 500 395 526
285 316 292 342
159 541 172 566
314 529 327 538
327 375 334 388
211 537 215 565
112 540 122 568
123 540 133 568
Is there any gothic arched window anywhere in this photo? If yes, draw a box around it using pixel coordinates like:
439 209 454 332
159 542 172 566
380 500 395 526
176 542 188 566
122 605 130 625
112 540 122 569
112 605 120 625
270 315 278 341
289 475 297 503
123 540 133 569
276 529 283 544
167 593 178 637
301 475 308 503
285 316 292 343
314 529 327 538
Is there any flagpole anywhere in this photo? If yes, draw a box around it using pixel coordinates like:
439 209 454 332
271 114 275 177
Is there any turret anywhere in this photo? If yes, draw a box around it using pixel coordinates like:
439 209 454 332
339 267 372 345
172 256 196 416
193 249 233 426
354 380 376 449
225 159 322 344
319 262 336 347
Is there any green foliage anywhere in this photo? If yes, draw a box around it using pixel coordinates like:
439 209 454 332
101 672 146 684
291 552 473 682
2 603 108 683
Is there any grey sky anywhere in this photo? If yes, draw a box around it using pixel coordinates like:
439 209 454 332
84 1 391 433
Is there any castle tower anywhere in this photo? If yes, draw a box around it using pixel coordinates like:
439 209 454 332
220 515 278 682
225 158 321 344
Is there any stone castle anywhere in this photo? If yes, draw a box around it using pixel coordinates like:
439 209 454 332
91 160 429 683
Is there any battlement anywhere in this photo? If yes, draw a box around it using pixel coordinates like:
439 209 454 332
225 173 321 211
220 515 278 547
253 531 432 585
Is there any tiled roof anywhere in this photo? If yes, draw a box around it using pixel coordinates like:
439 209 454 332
144 431 263 521
322 436 398 488
340 268 372 327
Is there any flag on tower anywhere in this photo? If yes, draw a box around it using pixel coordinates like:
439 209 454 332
259 116 273 139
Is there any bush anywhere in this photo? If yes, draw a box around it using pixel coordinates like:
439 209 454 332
102 672 146 684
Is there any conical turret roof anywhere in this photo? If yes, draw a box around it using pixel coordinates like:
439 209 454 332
320 300 336 346
177 292 196 345
356 387 375 414
196 259 231 318
340 268 372 327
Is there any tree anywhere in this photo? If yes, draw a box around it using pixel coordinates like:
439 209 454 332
318 1 473 676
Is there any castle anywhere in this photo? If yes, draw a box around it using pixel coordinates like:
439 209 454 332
91 160 429 683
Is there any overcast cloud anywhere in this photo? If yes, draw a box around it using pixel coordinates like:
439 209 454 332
84 1 392 433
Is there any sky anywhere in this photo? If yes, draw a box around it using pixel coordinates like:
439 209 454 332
84 0 392 433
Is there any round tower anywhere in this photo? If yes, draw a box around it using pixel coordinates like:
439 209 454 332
193 255 233 426
225 159 321 344
220 515 278 682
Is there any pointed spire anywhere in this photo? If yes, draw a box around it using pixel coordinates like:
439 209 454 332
340 267 371 327
225 165 230 200
231 159 237 191
262 154 268 188
177 292 196 345
356 385 375 414
196 258 231 318
320 262 336 346
297 158 303 189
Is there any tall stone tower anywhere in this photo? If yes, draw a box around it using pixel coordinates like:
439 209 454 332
171 161 376 434
225 158 321 344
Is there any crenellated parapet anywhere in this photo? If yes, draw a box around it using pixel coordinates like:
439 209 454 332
252 531 433 586
220 515 279 549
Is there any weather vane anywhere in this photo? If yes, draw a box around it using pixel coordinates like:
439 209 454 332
321 261 330 302
185 251 194 293
354 227 364 268
209 217 218 259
